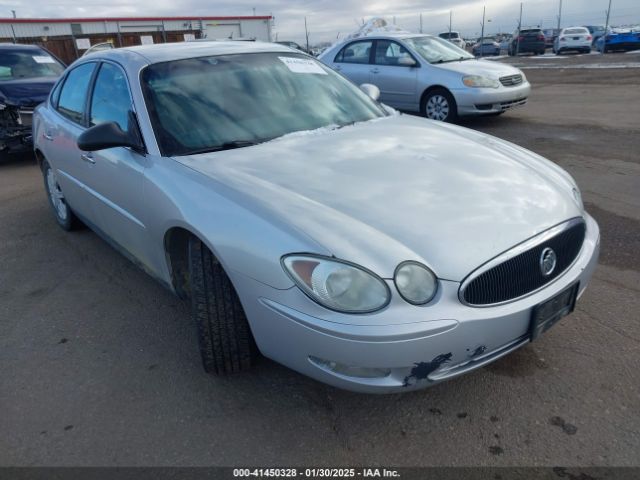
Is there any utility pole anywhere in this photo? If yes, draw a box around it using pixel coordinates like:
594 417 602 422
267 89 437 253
449 10 452 35
11 9 16 18
480 6 486 57
420 13 423 33
304 16 309 53
516 2 523 55
557 0 562 31
602 0 613 52
253 7 256 16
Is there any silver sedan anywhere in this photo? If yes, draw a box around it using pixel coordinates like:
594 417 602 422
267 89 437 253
319 33 531 121
33 42 599 393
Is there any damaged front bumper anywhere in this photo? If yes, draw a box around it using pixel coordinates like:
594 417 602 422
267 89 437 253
0 105 34 154
230 214 600 393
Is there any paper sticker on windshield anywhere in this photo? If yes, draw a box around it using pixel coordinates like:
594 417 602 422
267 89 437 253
33 56 56 64
278 57 327 75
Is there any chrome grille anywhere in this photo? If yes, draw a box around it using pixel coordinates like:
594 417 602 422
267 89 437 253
499 74 523 87
460 219 586 306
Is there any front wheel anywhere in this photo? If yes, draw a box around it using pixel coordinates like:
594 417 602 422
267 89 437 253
188 237 257 375
42 160 80 231
421 89 457 123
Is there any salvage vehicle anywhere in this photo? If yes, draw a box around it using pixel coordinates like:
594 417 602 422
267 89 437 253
0 43 64 160
553 27 592 54
595 27 640 53
472 38 501 57
437 31 466 50
33 42 599 393
508 27 546 55
319 33 530 122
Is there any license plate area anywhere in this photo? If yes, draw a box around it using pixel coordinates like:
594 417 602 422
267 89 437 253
529 283 579 341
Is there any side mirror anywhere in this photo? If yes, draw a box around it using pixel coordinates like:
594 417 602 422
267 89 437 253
397 56 417 67
77 111 144 153
359 83 380 101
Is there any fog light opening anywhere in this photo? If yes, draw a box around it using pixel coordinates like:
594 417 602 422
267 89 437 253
309 356 391 379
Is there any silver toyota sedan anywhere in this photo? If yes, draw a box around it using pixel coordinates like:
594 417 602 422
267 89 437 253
33 41 599 393
319 33 531 121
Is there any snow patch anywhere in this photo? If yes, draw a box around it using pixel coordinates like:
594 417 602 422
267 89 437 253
346 17 411 40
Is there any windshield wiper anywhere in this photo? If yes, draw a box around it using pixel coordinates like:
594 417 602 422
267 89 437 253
182 140 260 155
434 56 471 64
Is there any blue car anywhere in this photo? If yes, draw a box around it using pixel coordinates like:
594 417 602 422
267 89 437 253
472 38 501 56
596 28 640 53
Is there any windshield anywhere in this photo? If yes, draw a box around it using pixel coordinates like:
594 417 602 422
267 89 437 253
0 50 64 81
404 36 474 64
565 28 588 35
141 52 385 156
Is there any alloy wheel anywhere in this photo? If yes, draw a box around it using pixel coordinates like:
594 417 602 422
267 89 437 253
46 168 68 221
426 95 450 121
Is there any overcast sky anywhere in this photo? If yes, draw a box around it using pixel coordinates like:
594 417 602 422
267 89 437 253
4 0 639 43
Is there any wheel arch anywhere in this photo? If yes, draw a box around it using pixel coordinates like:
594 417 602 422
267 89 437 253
419 85 458 117
164 226 200 300
34 148 46 171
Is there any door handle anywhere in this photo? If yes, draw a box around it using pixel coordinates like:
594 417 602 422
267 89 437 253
43 132 54 141
80 152 95 164
370 67 379 74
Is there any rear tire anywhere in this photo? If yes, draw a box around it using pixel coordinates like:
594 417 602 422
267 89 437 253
421 88 458 123
42 160 81 231
188 237 257 375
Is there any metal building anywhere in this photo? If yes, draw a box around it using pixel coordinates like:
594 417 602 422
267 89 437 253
0 16 273 64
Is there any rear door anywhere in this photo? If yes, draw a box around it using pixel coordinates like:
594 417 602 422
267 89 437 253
370 39 418 109
331 40 373 86
42 61 98 221
82 61 150 265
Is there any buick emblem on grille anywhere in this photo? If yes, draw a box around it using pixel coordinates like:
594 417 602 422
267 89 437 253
540 247 557 277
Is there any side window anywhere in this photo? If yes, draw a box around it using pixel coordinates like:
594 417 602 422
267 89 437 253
50 78 63 108
89 62 132 131
57 62 95 124
334 40 373 64
374 40 414 66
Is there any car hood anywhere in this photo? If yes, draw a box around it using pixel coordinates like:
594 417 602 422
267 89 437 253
175 115 581 281
0 77 57 107
434 59 522 79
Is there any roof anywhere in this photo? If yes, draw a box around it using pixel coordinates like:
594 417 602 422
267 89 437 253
0 16 272 24
0 42 44 50
97 40 293 64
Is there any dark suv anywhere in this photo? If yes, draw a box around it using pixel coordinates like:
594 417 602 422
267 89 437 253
0 43 65 160
508 27 546 55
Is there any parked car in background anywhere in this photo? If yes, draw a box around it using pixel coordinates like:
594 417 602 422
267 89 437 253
275 41 310 54
33 41 598 393
595 27 640 53
438 31 466 50
584 25 607 45
319 33 530 122
508 27 546 55
82 42 115 57
553 27 592 54
472 38 501 56
543 28 560 48
0 43 65 160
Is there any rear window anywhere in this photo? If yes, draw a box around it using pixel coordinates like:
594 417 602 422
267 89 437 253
521 29 542 34
564 28 588 35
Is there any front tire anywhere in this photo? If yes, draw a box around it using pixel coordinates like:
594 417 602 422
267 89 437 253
188 237 257 375
421 88 458 123
42 160 80 231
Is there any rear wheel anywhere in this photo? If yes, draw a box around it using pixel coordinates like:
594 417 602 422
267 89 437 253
42 160 80 231
188 237 257 375
421 88 457 123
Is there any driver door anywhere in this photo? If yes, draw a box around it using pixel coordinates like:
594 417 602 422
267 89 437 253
370 40 419 110
81 61 151 267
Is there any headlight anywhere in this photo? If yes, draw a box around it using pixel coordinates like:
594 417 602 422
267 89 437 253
572 187 584 210
394 261 438 305
462 75 500 88
282 255 390 313
520 72 528 83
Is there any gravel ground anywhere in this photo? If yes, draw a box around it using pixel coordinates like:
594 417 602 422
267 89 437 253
1 54 639 468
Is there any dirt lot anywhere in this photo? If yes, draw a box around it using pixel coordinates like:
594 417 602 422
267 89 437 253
1 55 639 468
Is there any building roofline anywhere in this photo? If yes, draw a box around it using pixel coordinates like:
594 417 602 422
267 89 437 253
0 16 272 24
